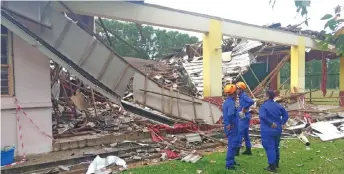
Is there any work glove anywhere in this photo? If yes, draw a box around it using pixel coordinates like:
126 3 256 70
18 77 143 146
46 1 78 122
239 111 245 119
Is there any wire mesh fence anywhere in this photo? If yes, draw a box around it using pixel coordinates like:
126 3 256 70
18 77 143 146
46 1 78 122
280 73 340 105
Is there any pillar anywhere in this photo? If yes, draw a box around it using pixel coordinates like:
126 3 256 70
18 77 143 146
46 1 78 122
203 19 222 98
277 71 281 89
290 37 305 93
340 56 344 106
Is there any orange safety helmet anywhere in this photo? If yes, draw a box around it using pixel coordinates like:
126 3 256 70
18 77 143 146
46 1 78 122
236 81 247 90
223 84 237 94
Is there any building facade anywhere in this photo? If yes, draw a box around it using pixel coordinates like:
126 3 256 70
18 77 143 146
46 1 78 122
1 25 52 156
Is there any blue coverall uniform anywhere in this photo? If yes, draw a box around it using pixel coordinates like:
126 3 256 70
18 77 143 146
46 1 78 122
259 99 289 166
238 91 254 149
223 96 239 168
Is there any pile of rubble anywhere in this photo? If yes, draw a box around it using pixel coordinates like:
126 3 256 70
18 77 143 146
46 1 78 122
14 56 341 174
264 22 324 39
164 39 263 96
124 57 199 97
248 89 344 143
82 132 217 173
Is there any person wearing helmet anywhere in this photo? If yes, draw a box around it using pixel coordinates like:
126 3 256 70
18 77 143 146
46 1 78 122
259 90 289 172
222 84 240 170
236 81 254 156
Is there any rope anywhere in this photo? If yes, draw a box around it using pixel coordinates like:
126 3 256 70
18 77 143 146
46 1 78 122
15 105 26 159
238 72 256 99
249 65 261 86
14 98 54 140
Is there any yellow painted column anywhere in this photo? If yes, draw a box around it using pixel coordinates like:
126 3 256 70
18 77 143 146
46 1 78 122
339 56 344 106
203 19 222 97
290 37 306 93
277 71 281 89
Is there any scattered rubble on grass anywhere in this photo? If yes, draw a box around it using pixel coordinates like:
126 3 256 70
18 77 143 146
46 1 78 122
45 30 344 173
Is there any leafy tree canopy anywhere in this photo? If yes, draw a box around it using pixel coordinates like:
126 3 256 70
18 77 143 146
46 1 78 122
96 19 199 59
270 1 343 56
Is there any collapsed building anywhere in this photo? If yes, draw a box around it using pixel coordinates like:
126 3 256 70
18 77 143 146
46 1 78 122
0 1 343 173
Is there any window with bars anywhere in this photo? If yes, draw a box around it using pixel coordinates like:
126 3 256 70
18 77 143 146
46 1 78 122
1 25 13 96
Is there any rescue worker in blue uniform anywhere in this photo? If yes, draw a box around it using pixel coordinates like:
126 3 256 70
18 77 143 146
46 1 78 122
236 82 254 156
259 90 289 172
222 84 240 170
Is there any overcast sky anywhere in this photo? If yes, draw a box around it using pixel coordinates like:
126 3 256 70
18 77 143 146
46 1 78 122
145 0 343 39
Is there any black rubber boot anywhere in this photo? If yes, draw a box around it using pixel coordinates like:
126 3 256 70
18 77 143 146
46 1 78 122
264 164 277 173
242 148 252 155
226 166 236 170
235 148 240 156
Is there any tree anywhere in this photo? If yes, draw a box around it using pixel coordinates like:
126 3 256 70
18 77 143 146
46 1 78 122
270 1 344 56
318 5 344 56
270 1 342 90
96 19 199 59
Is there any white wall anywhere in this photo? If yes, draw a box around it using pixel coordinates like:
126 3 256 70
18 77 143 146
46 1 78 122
1 34 52 155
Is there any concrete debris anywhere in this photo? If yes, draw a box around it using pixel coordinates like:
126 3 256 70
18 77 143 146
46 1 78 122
181 154 202 163
46 168 59 174
132 156 142 160
136 149 144 153
296 164 304 167
170 136 178 144
339 124 344 131
109 142 118 148
58 165 70 171
185 133 202 144
160 152 168 161
47 51 343 174
84 152 96 156
87 122 96 128
103 148 113 152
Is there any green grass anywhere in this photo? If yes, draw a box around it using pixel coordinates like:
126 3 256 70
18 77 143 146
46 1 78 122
123 139 344 174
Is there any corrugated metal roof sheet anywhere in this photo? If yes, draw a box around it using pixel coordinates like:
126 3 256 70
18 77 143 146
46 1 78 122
175 40 262 94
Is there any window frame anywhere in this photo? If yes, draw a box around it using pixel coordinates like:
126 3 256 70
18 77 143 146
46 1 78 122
1 26 14 96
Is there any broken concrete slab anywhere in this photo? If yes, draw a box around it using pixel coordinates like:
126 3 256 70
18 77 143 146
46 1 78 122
58 165 70 171
190 155 202 163
181 154 202 163
185 133 202 144
132 156 142 160
110 143 118 148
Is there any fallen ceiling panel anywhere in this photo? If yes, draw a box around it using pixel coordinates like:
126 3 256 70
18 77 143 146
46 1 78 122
1 2 136 105
133 72 223 124
2 2 224 124
311 122 344 141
